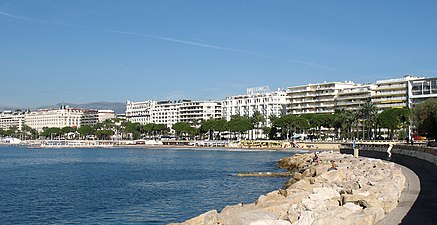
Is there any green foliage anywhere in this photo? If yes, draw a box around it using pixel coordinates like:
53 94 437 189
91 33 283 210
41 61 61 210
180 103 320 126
21 125 38 139
94 129 113 140
172 122 196 138
414 98 437 140
250 111 265 128
77 125 95 138
143 123 169 139
378 108 411 139
227 115 253 137
41 127 61 138
199 119 228 140
61 126 76 134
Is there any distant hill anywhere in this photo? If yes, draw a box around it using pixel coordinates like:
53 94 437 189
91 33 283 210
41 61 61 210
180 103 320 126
37 102 126 114
0 106 21 112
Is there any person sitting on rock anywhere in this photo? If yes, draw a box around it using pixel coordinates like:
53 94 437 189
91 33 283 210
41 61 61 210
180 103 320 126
312 153 319 164
328 160 337 171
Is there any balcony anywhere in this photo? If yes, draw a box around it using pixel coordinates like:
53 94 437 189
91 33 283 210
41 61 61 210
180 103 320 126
372 90 406 97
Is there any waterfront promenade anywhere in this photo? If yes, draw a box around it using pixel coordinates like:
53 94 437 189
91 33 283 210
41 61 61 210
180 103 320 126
341 143 437 225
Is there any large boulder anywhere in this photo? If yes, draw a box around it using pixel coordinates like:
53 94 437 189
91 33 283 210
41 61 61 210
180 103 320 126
169 210 218 225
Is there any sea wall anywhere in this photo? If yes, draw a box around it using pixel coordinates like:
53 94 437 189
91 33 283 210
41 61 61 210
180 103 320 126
340 143 437 170
170 151 405 225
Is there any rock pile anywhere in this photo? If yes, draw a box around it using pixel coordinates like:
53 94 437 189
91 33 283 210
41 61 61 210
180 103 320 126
170 152 405 225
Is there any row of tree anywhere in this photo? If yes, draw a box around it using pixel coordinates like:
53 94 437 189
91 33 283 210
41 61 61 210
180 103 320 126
1 98 436 141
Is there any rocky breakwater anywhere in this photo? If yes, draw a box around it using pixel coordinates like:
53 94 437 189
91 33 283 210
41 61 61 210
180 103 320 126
170 152 405 225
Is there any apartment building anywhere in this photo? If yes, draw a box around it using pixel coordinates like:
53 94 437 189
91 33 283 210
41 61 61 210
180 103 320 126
336 84 375 111
24 106 99 132
287 81 356 115
125 99 222 128
0 110 25 130
371 76 423 111
97 110 116 123
222 87 287 126
179 101 222 124
407 77 437 107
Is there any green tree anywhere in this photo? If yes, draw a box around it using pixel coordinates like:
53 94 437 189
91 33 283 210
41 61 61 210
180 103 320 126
125 122 142 139
143 123 169 139
40 127 62 139
359 102 378 140
77 125 95 139
172 122 196 139
413 98 437 140
227 115 253 140
334 109 359 140
378 108 411 139
278 114 297 140
21 125 38 139
94 129 113 140
4 126 20 138
250 111 266 139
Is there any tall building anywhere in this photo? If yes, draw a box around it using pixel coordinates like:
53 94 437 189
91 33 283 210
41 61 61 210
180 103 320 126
287 81 356 115
179 101 222 124
0 110 25 130
125 99 222 128
125 100 154 125
371 75 422 111
97 110 116 123
407 77 437 107
336 84 375 111
222 86 287 126
24 106 99 132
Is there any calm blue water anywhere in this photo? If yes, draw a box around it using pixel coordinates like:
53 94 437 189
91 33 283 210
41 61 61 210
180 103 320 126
0 146 299 224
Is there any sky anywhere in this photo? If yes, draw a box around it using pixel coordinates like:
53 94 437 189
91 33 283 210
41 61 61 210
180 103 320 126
1 0 437 108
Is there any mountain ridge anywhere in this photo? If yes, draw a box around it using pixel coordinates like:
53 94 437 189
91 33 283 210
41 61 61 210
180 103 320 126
1 102 126 115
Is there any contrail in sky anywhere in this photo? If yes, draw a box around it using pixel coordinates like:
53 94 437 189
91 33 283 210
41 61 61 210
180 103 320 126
0 10 83 27
104 29 334 70
104 29 270 56
1 10 333 70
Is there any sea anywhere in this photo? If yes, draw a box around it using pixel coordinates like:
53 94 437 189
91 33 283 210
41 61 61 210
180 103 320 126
0 146 302 224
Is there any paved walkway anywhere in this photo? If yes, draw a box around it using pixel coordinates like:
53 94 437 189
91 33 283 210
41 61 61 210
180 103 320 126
393 159 437 225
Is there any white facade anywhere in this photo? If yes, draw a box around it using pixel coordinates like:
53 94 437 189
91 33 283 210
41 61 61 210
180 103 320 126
24 107 99 132
407 77 437 107
179 101 222 124
97 110 116 123
287 81 356 115
222 87 288 126
126 100 222 128
336 84 375 111
0 111 25 130
371 76 422 111
125 100 153 124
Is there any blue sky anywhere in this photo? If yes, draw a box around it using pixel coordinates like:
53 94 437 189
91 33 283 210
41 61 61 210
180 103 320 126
1 1 436 108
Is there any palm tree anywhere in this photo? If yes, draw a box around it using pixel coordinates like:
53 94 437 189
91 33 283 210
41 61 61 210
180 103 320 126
250 110 265 140
359 102 378 140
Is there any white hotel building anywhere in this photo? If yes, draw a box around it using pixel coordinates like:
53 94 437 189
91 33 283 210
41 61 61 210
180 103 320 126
222 87 288 126
125 100 222 128
24 106 100 132
0 111 25 130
